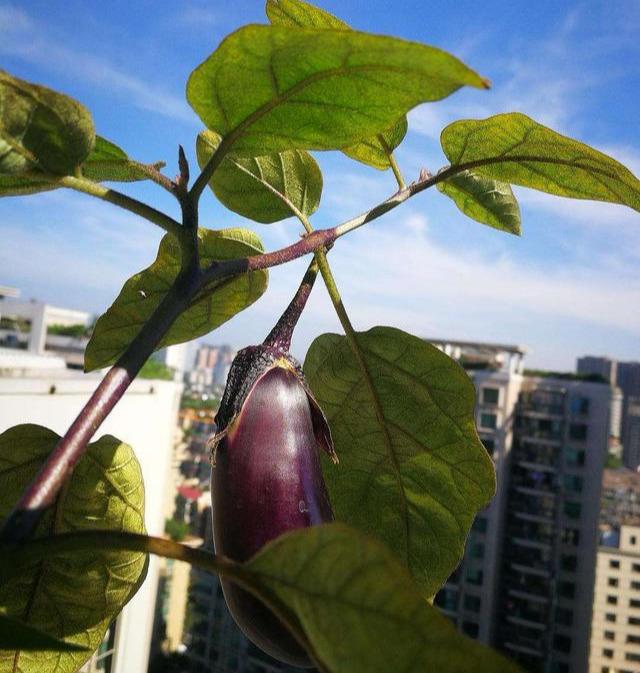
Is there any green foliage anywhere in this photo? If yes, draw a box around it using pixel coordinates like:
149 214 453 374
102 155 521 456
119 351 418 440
0 615 88 653
441 112 640 212
0 424 147 673
187 25 487 156
46 324 89 338
438 170 521 234
304 327 495 596
0 174 55 197
266 0 409 170
81 136 164 183
164 518 189 542
85 228 268 371
0 70 94 176
196 130 322 223
247 523 520 673
139 359 175 381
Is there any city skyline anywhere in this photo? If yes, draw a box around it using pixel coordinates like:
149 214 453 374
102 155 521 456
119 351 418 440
0 1 638 370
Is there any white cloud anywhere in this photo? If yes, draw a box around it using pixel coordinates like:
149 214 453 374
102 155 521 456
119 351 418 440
0 5 195 124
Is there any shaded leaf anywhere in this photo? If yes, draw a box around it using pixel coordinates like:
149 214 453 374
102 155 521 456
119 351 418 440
0 69 94 176
437 170 521 234
0 174 55 198
0 615 88 652
248 524 520 673
266 0 408 170
85 228 268 371
304 327 495 596
81 136 164 183
441 112 640 212
196 130 322 223
187 25 487 156
0 424 147 673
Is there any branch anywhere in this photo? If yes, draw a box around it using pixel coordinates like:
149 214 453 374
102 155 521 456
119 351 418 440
25 173 184 237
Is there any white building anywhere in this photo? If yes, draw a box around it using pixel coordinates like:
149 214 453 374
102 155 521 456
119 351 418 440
0 349 181 673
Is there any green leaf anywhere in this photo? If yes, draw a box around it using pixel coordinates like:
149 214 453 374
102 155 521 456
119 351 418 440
0 424 147 673
341 117 408 170
196 130 322 223
441 112 640 212
85 227 268 371
187 25 487 157
266 0 347 29
0 69 95 176
303 327 495 596
248 524 520 673
0 174 55 197
81 136 164 183
266 0 409 170
0 614 88 652
437 170 521 234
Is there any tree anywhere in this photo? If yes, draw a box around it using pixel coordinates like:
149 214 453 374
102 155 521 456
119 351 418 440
0 0 638 671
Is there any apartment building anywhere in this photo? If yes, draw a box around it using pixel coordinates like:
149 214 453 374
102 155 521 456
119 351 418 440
431 340 525 644
496 377 613 673
589 525 640 673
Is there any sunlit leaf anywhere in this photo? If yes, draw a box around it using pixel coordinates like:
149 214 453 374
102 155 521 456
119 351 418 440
0 424 147 673
441 113 640 212
81 136 164 183
85 228 268 371
248 524 521 673
0 174 55 197
196 130 322 223
437 170 521 234
0 69 94 176
304 327 495 596
187 25 487 157
0 614 88 652
266 0 408 170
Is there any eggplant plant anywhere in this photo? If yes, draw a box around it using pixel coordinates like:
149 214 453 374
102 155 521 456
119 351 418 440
0 0 638 672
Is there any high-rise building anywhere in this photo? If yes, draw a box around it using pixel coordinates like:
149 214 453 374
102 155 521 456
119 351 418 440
432 341 616 673
496 376 613 673
577 356 640 471
431 339 526 643
589 524 640 672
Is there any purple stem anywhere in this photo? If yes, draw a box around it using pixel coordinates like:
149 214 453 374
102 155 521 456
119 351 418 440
263 260 318 352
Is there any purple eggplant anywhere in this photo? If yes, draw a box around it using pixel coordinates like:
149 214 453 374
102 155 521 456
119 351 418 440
209 263 336 667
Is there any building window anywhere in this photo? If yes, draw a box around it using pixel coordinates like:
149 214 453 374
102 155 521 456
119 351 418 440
610 559 621 569
632 536 638 546
629 616 640 625
603 630 615 641
555 607 573 626
481 437 495 454
602 648 613 658
561 554 577 572
569 423 588 441
482 387 500 405
472 517 488 534
564 446 586 467
633 563 640 573
605 613 616 622
608 577 619 587
463 595 481 613
561 528 580 546
559 582 576 599
630 598 640 608
465 568 483 586
570 396 590 416
606 595 618 605
564 501 582 519
462 621 479 638
480 412 497 430
550 665 569 673
626 653 640 663
471 542 485 559
631 581 640 591
627 634 640 644
563 474 584 493
553 634 571 653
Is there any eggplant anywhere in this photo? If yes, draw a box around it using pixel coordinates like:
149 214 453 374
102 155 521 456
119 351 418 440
209 262 336 667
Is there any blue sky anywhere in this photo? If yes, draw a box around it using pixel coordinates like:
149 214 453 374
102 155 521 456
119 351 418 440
1 0 639 370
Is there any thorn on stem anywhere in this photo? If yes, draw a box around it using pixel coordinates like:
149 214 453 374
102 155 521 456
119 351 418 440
176 146 190 190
